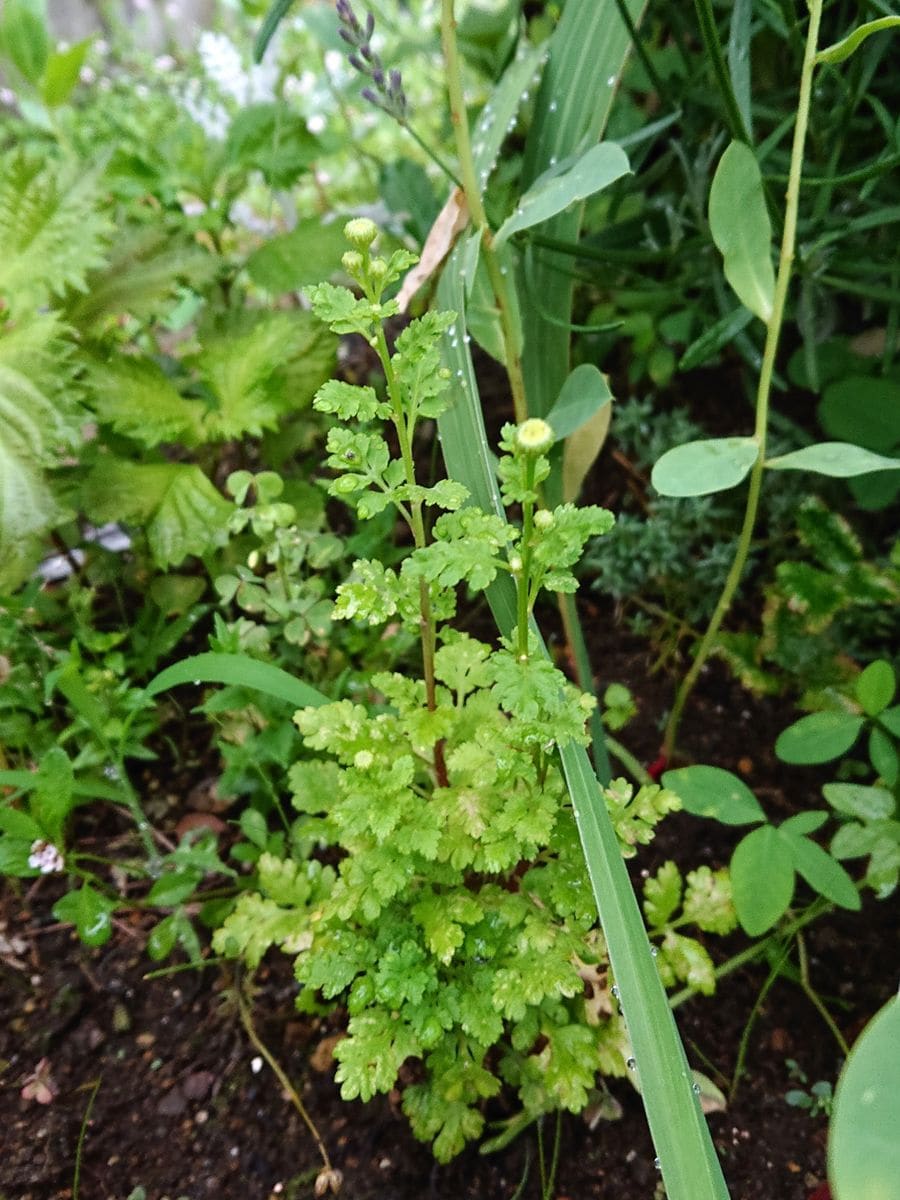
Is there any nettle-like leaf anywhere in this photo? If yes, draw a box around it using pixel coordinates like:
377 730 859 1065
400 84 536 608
0 315 81 589
86 356 204 448
199 310 336 437
0 150 112 317
80 459 231 569
66 225 218 332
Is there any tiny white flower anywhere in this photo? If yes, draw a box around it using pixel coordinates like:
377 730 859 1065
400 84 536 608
28 840 65 875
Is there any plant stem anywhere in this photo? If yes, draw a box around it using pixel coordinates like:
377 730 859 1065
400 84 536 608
669 897 832 1009
663 0 824 760
235 976 336 1182
604 734 651 785
374 322 447 785
517 460 536 658
440 0 528 422
72 1077 101 1200
797 933 850 1056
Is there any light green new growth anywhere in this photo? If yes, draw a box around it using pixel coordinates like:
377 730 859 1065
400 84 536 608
214 222 719 1159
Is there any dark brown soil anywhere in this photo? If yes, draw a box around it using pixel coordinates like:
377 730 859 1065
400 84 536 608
2 643 895 1200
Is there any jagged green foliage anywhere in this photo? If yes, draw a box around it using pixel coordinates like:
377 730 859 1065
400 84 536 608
0 150 112 316
0 312 83 589
214 221 715 1160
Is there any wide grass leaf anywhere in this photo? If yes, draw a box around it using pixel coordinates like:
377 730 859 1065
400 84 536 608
146 652 329 710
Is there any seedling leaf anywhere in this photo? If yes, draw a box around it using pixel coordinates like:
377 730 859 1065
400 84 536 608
652 437 758 497
765 443 900 476
708 141 775 322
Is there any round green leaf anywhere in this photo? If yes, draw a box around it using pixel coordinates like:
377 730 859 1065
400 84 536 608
775 712 864 764
765 442 900 477
829 996 900 1200
52 884 116 947
663 765 766 825
856 661 896 717
731 826 794 935
651 438 759 497
823 783 896 822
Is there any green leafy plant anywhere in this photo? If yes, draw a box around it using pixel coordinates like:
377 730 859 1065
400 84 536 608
212 219 722 1160
663 658 899 934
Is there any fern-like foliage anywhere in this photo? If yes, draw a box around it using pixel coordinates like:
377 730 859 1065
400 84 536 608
0 150 112 316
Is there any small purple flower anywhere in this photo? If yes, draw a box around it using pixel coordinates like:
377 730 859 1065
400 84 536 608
334 0 408 123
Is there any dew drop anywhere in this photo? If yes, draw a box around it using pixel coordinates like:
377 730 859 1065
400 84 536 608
626 1057 636 1071
607 75 616 87
654 1157 661 1171
611 985 619 999
692 1082 701 1095
548 100 558 113
650 945 659 958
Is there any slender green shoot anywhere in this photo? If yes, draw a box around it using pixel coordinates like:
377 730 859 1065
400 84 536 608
664 0 825 759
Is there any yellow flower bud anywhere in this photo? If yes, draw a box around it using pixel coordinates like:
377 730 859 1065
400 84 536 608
343 217 378 248
516 418 553 453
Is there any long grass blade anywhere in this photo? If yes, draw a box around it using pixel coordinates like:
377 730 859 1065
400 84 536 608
437 262 730 1200
146 652 329 709
518 0 647 421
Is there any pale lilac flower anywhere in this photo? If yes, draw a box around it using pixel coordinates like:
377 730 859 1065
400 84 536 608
28 840 65 875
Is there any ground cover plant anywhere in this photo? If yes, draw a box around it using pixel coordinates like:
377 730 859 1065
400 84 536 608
1 1 899 1198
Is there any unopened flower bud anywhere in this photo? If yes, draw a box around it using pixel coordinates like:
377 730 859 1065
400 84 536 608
369 256 388 279
516 418 553 453
354 749 374 769
342 249 364 274
344 217 378 248
509 554 523 573
247 550 260 570
533 509 554 530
